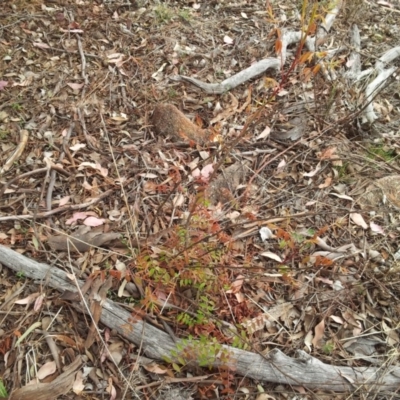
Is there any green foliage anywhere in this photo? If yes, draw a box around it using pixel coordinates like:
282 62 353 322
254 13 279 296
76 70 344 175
177 226 187 243
154 5 173 23
289 232 303 244
133 193 230 339
11 103 23 111
148 264 172 285
0 380 7 398
176 312 196 327
368 144 397 162
178 9 191 21
278 239 288 250
278 264 290 274
231 328 250 350
322 341 335 354
177 296 215 327
15 271 25 279
333 163 350 180
165 335 232 371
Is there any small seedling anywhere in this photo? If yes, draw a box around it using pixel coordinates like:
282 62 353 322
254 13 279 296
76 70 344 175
322 341 335 354
178 9 191 21
177 295 215 327
155 5 173 23
11 103 23 111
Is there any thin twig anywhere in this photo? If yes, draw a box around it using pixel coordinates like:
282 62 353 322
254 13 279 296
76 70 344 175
33 44 101 59
0 189 114 221
0 165 71 198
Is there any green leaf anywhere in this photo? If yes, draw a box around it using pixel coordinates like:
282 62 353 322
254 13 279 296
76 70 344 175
0 380 8 398
172 363 181 372
178 357 186 365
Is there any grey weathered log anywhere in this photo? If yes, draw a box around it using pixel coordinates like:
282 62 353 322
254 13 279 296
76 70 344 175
171 58 280 94
1 244 400 392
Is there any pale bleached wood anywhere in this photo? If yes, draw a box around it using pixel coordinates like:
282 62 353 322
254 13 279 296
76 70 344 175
170 58 280 94
171 1 343 94
1 244 399 392
172 0 400 124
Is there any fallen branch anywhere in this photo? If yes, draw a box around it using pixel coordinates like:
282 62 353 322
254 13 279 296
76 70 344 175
171 1 342 94
170 58 280 94
171 0 400 124
0 245 399 393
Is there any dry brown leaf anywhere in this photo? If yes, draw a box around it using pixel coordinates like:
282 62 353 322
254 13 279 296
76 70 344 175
350 213 368 229
312 320 325 348
15 292 40 306
106 378 117 400
143 362 169 374
226 275 244 294
382 320 399 346
36 361 57 380
10 356 81 400
106 341 125 365
72 370 85 395
319 147 337 160
52 334 83 351
210 92 238 124
304 330 313 351
260 251 282 262
85 277 113 349
318 176 332 188
256 394 277 400
242 315 267 334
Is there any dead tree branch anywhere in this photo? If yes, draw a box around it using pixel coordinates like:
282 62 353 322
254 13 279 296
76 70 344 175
0 245 399 393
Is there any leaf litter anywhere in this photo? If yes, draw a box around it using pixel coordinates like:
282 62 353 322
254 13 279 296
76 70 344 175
0 0 400 399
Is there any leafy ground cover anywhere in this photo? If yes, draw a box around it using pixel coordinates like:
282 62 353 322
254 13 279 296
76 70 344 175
1 0 400 399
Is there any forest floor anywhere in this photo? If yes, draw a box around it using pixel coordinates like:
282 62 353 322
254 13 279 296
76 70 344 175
1 0 400 399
